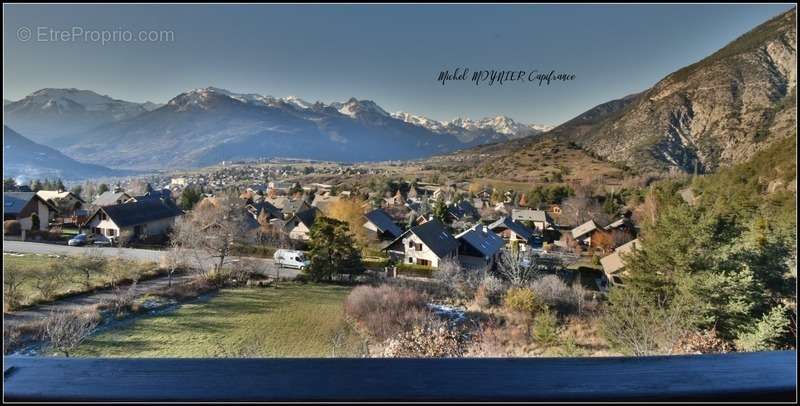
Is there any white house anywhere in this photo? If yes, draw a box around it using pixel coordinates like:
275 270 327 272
83 199 184 243
384 219 458 268
284 207 319 241
4 192 58 232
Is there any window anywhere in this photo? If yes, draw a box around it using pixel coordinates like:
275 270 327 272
408 257 413 264
418 259 430 267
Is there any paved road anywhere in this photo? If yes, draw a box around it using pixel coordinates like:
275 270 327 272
3 241 302 329
2 241 300 279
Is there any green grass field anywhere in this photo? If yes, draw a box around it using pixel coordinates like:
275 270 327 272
73 283 367 357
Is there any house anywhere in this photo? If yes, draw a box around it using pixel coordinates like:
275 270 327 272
133 189 174 204
363 208 403 241
447 200 480 223
83 198 184 243
384 219 458 268
603 216 636 234
512 209 553 232
247 201 283 222
456 223 505 270
36 190 85 216
284 207 320 241
93 190 135 207
488 216 536 250
4 192 58 232
265 197 311 219
384 190 407 207
571 219 599 245
600 238 641 286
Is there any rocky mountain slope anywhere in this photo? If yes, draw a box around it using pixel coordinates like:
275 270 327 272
544 8 797 173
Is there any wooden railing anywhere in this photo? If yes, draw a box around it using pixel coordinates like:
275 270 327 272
3 351 796 402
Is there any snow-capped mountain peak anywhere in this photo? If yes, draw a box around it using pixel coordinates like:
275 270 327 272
281 96 312 110
334 97 390 118
393 112 552 140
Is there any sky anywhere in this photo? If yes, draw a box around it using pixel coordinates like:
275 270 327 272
3 4 795 126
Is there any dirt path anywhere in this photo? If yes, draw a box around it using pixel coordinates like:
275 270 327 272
3 273 197 329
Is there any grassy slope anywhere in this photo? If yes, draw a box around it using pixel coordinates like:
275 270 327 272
3 252 157 308
73 283 366 357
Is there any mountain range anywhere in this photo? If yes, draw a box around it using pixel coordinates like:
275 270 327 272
5 87 548 170
3 126 130 181
3 8 796 177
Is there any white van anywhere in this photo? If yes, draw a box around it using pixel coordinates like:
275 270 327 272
273 249 310 270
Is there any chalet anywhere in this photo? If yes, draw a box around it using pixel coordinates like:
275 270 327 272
93 190 135 207
600 238 641 286
384 219 458 268
456 223 505 270
247 201 283 222
37 190 84 216
447 200 480 222
489 216 536 250
571 219 599 245
84 199 184 243
603 217 636 234
265 197 311 219
363 208 403 241
512 209 553 232
4 192 58 232
284 207 320 241
384 190 407 207
133 189 175 205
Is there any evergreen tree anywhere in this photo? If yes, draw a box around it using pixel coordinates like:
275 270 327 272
307 217 363 282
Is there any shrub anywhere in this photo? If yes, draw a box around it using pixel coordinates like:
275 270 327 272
503 287 539 316
474 275 506 307
382 318 466 358
40 309 100 357
3 220 21 236
532 308 559 346
530 275 584 316
3 263 27 311
344 285 429 341
102 281 138 317
435 259 485 300
673 328 733 354
4 324 22 355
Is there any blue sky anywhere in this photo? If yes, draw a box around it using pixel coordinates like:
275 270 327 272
3 4 794 125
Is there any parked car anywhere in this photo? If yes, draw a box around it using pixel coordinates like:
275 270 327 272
68 233 112 247
273 249 310 270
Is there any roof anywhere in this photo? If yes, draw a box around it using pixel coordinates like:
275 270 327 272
571 220 599 239
133 189 172 202
456 224 505 258
37 190 83 203
512 209 551 224
488 216 534 242
93 191 132 207
364 209 402 239
603 218 627 230
391 219 458 258
248 201 283 219
93 199 184 228
4 192 38 216
448 200 479 220
600 238 641 274
292 207 319 228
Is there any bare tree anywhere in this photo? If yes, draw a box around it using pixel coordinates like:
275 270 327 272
171 193 250 280
71 247 107 290
496 249 539 287
41 310 99 357
31 265 67 301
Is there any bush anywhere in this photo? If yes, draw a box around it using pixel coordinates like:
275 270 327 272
344 285 429 341
40 309 100 357
3 263 27 311
474 275 506 307
530 275 584 316
102 281 138 317
4 220 21 236
435 259 485 301
673 328 733 354
532 308 559 346
503 287 539 316
382 318 466 357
